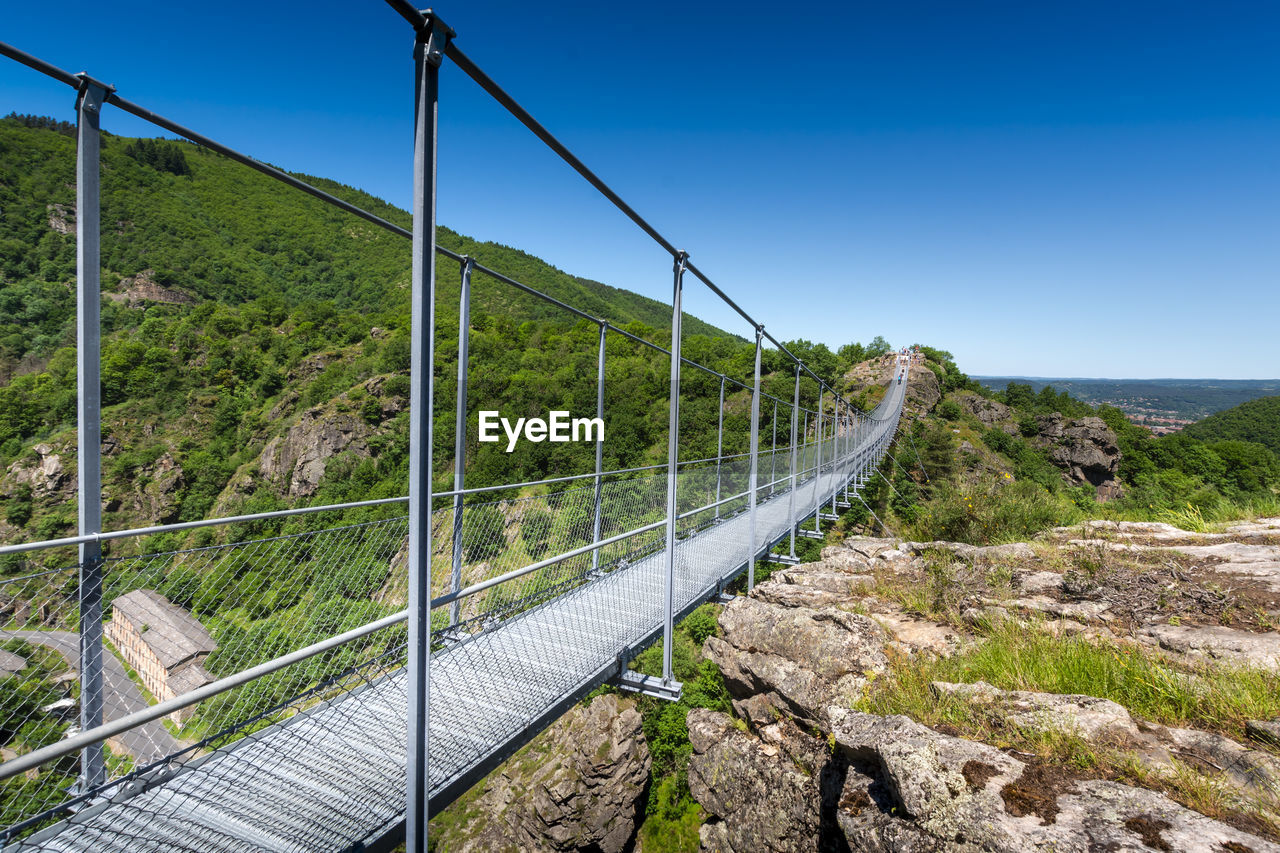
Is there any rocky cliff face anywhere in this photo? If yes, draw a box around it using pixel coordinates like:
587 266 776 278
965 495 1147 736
212 374 407 515
431 693 651 853
3 442 72 502
955 391 1017 435
1032 414 1123 500
843 355 941 416
950 392 1124 501
106 269 197 307
257 406 372 498
688 520 1280 852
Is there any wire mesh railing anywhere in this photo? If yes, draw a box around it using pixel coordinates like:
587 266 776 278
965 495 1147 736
0 8 916 851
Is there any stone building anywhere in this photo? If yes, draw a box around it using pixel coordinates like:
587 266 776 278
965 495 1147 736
105 589 217 725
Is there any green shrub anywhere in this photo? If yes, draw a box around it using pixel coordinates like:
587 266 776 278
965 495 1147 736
936 399 962 421
462 504 505 562
681 604 719 646
522 507 554 560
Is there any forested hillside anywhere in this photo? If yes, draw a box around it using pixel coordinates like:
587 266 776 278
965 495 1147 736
1183 395 1280 456
0 115 884 555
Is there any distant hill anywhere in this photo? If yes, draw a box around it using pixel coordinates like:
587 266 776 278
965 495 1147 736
974 377 1280 422
1183 395 1280 456
1 116 873 551
0 114 735 384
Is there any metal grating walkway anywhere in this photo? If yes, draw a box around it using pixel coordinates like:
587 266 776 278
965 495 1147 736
13 387 903 853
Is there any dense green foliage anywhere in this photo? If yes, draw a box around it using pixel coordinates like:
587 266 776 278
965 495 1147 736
0 640 81 827
1183 395 1280 456
0 115 730 389
628 604 730 853
1096 405 1280 516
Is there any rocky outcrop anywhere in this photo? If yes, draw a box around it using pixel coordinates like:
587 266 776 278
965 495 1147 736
1031 414 1123 500
258 406 372 498
431 694 650 853
1060 518 1280 546
360 374 408 421
687 709 830 852
931 680 1280 799
106 269 197 307
1139 623 1280 672
46 203 73 235
704 597 889 729
4 443 73 501
690 703 1279 852
955 392 1018 435
829 709 1279 853
687 529 1280 852
843 355 941 416
104 451 186 524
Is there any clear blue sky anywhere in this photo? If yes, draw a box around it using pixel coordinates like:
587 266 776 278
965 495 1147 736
3 1 1277 378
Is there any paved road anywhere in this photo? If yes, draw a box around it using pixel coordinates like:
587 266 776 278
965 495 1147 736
1 629 181 766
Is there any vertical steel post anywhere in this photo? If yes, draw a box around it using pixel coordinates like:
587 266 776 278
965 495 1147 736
769 399 778 495
74 75 108 793
832 402 841 514
449 256 473 627
787 364 800 559
802 410 809 481
590 322 606 573
713 374 724 520
812 387 824 532
745 326 763 590
849 410 856 490
406 15 448 853
661 252 688 686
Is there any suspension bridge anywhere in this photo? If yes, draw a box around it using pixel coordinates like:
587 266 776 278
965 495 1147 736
0 5 914 851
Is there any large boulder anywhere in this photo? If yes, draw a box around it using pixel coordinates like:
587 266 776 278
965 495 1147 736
955 392 1018 435
704 597 889 729
3 442 73 501
431 693 650 853
1031 414 1123 500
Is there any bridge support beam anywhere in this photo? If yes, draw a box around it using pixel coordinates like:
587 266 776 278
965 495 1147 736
616 670 683 701
787 365 800 559
75 73 110 795
661 251 689 688
590 322 607 573
769 399 777 496
812 387 824 533
406 13 451 853
714 374 724 520
745 325 763 590
449 255 474 629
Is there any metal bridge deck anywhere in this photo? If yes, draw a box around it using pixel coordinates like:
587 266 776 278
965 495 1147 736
16 393 901 853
